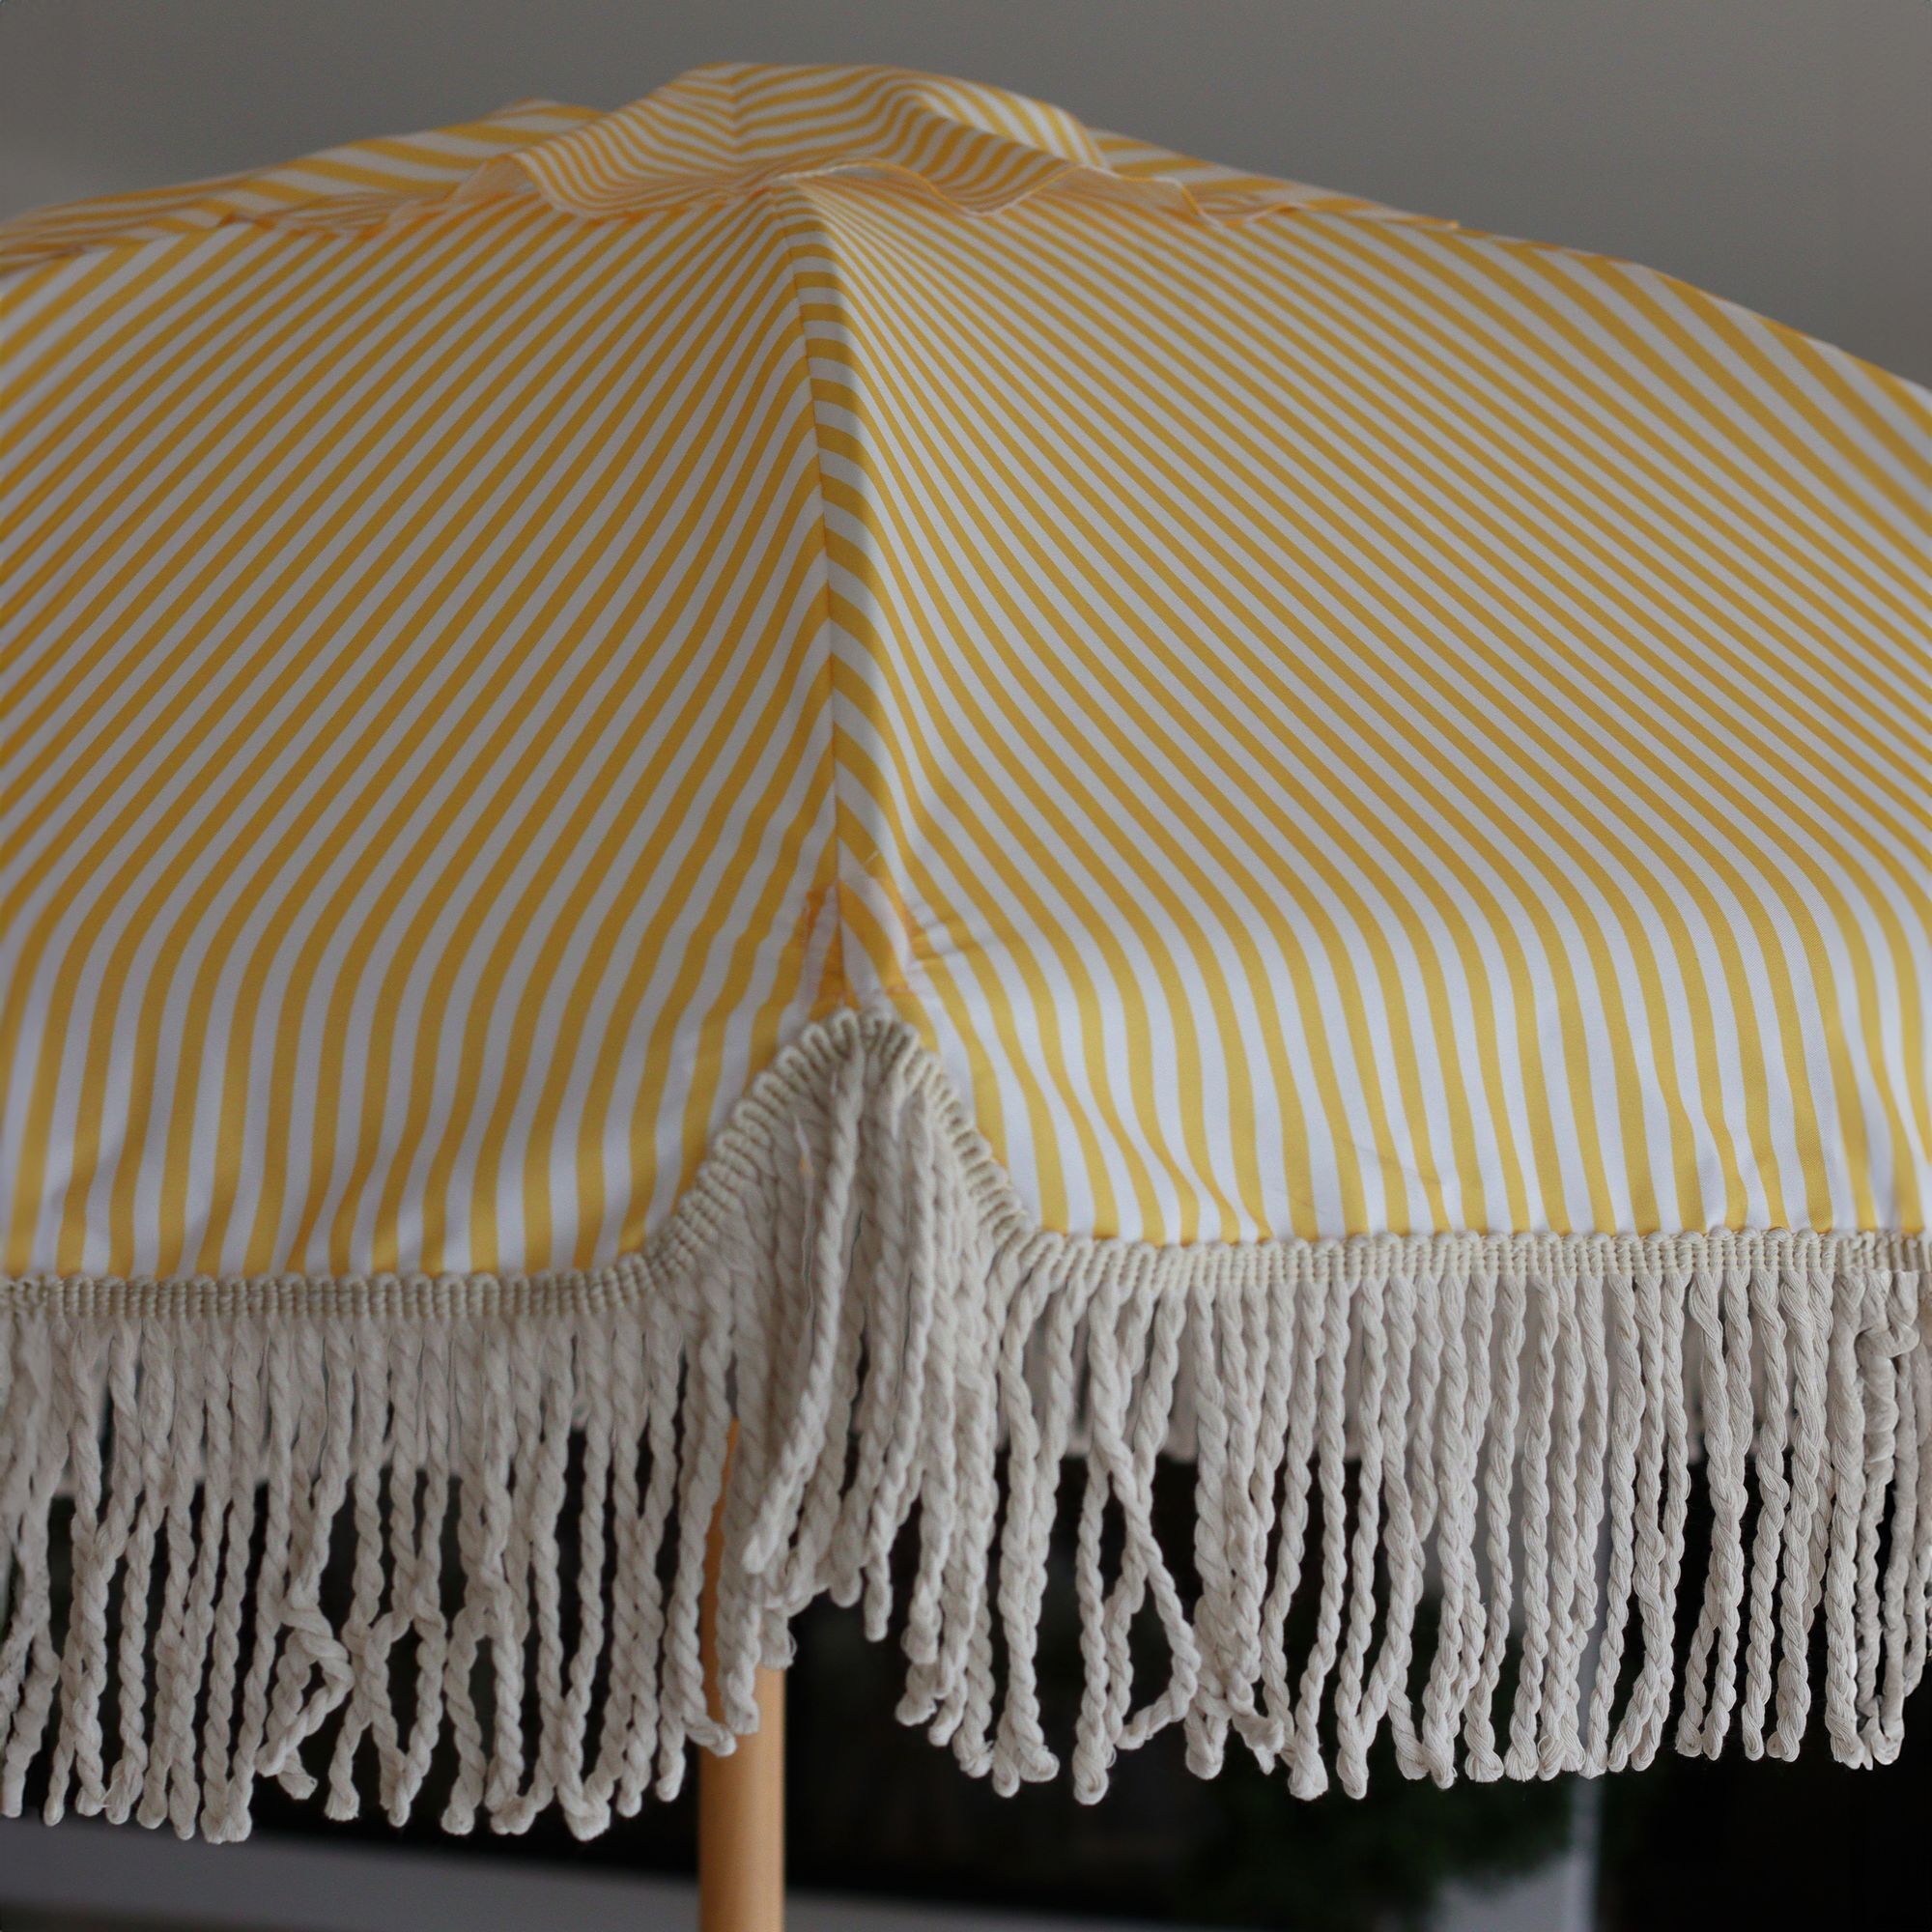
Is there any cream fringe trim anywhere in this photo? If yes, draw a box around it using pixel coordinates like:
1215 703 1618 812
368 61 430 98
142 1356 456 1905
2 1012 1928 1841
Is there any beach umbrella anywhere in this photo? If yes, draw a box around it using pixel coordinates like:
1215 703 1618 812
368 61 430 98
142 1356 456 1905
2 56 1928 1917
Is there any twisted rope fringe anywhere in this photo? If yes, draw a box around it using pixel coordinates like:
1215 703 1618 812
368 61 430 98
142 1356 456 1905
1 1012 1927 1840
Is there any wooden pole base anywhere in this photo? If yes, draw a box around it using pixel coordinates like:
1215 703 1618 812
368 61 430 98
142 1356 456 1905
698 1426 785 1932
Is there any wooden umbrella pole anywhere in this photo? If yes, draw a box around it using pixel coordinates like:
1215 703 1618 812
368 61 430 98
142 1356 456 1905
698 1422 786 1932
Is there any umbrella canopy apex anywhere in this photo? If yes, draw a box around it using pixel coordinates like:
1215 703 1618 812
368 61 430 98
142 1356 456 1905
469 61 1437 225
485 60 1112 213
0 61 1438 276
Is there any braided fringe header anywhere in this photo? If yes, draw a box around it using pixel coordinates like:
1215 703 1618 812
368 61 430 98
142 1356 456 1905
2 1012 1928 1840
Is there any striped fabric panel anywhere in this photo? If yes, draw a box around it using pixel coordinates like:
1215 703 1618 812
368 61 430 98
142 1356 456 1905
0 102 597 271
2 63 1928 1278
3 173 844 1278
805 175 1932 1244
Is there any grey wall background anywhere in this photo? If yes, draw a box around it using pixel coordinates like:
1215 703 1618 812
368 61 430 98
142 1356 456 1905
2 0 1928 383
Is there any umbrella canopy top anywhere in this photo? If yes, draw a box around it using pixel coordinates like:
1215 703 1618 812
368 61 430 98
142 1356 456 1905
461 63 1431 222
2 64 1928 1280
0 62 1428 270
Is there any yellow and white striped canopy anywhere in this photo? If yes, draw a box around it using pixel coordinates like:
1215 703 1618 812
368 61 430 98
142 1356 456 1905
11 56 1932 1855
4 60 1927 1276
3 62 1931 1842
